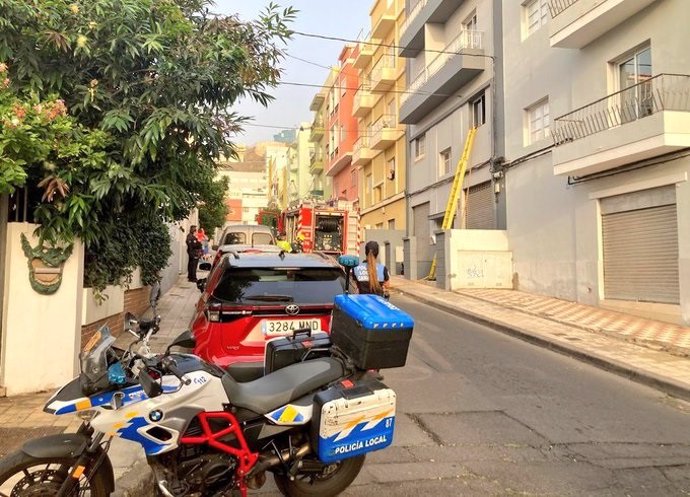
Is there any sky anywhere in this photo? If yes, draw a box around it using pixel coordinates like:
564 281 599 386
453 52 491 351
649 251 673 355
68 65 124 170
212 0 372 145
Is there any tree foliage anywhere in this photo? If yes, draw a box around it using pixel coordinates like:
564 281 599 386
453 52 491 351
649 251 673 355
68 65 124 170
0 0 295 290
198 176 229 235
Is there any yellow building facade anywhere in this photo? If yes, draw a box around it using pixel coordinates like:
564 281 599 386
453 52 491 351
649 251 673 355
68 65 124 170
353 0 406 230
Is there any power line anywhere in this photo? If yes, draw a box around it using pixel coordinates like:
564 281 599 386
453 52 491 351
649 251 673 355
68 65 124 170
279 80 460 99
292 29 496 60
240 122 403 136
284 52 457 99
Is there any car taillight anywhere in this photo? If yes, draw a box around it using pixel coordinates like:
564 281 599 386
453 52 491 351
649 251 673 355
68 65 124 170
205 300 253 323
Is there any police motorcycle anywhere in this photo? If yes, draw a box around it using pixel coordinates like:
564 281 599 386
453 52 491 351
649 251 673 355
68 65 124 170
0 256 414 497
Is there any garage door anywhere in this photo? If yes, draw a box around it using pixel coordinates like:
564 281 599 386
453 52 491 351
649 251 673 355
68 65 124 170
465 181 495 229
601 186 679 304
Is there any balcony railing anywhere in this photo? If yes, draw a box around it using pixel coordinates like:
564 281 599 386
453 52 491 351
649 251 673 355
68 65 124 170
354 135 370 153
548 0 579 18
401 0 428 36
401 30 483 105
552 74 690 145
310 149 324 163
371 53 396 86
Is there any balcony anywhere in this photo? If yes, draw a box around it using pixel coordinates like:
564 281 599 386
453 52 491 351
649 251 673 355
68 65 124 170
372 3 396 40
371 115 404 150
552 74 690 176
353 135 376 167
354 86 375 117
310 118 324 142
371 54 398 92
354 40 374 69
400 30 485 124
548 0 659 49
309 149 325 173
399 0 462 57
310 92 325 112
327 148 353 177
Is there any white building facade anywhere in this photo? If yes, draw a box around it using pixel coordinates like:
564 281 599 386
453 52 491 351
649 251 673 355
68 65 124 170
502 0 690 325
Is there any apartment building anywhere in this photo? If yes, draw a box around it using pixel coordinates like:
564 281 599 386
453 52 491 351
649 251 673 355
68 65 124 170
325 45 360 204
400 0 504 277
309 71 337 201
502 0 690 324
216 145 268 226
353 0 407 230
286 123 314 202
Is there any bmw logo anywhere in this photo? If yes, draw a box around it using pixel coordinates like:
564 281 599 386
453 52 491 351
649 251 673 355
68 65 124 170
149 410 163 422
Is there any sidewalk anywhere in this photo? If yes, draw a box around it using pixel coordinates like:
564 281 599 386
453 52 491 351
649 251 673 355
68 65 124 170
390 276 690 401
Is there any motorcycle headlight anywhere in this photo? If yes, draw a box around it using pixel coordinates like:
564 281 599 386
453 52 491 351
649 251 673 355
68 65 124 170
77 409 99 422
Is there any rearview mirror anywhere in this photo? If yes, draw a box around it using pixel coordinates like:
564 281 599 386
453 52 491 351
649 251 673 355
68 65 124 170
199 262 212 271
166 330 196 354
139 368 162 398
124 312 138 332
338 255 359 268
211 244 219 251
196 278 207 293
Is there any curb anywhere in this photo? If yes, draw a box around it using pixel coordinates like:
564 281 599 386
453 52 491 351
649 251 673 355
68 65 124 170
394 286 690 402
113 460 153 497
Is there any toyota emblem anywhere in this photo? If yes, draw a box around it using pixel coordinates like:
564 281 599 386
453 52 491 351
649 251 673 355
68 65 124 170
285 304 300 315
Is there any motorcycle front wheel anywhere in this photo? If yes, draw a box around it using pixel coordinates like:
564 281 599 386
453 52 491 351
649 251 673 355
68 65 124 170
273 454 365 497
0 450 110 496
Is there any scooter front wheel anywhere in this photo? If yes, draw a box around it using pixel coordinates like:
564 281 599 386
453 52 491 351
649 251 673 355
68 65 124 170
0 449 111 496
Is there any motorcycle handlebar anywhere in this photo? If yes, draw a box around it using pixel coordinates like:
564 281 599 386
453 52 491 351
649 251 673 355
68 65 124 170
160 357 191 386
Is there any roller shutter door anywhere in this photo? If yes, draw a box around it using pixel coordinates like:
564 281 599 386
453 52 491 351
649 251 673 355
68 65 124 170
466 181 495 229
601 186 679 304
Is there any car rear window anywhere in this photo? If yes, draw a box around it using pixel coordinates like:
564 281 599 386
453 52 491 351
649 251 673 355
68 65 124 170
213 268 346 304
224 232 246 245
252 232 273 245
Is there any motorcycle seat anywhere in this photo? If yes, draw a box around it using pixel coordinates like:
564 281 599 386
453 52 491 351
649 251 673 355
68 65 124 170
221 358 344 414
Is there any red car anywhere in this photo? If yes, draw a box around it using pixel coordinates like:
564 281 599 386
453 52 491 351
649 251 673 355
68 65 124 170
191 251 348 378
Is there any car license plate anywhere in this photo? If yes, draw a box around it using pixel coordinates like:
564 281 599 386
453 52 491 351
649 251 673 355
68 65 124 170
262 319 321 337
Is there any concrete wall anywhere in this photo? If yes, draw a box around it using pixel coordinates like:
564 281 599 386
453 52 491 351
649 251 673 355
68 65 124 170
1 223 84 396
444 229 512 291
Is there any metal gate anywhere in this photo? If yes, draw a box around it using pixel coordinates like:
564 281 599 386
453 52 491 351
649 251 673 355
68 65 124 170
412 202 432 275
465 181 495 229
601 186 679 304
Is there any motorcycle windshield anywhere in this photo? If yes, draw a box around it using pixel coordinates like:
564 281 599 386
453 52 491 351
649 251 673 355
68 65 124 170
80 326 116 388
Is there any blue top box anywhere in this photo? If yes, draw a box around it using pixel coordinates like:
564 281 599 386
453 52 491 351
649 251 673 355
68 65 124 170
333 294 415 330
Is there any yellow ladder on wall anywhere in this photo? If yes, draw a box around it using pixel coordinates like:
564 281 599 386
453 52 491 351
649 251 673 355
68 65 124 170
426 126 478 281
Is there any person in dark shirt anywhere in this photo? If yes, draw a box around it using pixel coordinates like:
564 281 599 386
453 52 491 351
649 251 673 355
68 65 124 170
353 241 390 297
186 225 203 282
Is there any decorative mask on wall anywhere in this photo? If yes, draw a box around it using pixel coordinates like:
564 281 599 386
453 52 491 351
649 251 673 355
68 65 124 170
20 234 73 295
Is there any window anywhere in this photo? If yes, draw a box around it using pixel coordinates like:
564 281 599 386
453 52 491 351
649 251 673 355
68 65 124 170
351 169 357 187
387 158 396 181
524 0 548 37
472 93 486 127
413 134 426 160
366 174 372 195
388 219 395 229
374 185 382 203
525 98 550 145
616 45 653 122
464 11 478 31
439 148 451 177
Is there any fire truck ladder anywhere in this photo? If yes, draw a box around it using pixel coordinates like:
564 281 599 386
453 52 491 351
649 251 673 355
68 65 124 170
426 126 478 281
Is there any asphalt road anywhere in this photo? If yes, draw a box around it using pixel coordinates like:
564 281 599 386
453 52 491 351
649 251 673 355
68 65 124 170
316 294 690 497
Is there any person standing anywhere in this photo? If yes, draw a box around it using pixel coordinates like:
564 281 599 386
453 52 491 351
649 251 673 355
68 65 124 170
353 241 390 297
186 225 203 282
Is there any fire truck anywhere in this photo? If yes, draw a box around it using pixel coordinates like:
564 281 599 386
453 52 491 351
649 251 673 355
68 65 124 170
280 200 360 256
